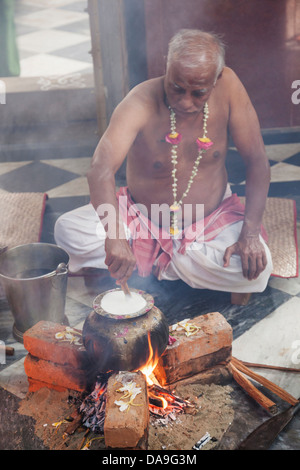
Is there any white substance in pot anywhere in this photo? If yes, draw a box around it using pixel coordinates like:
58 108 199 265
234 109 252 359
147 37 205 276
100 290 147 315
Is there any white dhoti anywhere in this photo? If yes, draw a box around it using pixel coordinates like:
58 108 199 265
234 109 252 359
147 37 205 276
54 188 273 294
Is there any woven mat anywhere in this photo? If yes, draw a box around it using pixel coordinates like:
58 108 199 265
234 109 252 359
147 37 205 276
0 188 47 250
0 189 47 299
239 197 298 279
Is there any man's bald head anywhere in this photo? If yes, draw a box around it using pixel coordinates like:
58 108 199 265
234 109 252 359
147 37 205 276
166 29 225 83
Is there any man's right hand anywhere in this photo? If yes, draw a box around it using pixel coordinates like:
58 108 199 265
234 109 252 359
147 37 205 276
104 237 136 285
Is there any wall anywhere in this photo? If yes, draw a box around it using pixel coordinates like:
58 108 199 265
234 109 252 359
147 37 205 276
144 0 300 129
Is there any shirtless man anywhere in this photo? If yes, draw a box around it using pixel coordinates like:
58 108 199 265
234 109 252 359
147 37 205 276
54 29 273 294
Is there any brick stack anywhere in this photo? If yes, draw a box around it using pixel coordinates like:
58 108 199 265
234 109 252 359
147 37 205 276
23 320 89 393
154 312 233 386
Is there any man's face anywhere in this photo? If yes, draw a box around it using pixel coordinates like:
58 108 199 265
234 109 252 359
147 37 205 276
164 60 217 116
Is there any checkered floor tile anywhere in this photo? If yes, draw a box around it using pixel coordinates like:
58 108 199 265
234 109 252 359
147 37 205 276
15 0 92 78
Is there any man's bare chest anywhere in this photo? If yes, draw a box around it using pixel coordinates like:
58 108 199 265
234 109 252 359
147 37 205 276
130 113 228 176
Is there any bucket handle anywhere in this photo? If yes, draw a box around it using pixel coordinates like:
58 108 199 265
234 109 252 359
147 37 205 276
55 263 68 276
51 262 68 289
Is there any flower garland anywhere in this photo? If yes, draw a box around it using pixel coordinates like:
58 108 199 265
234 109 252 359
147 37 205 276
114 380 142 412
55 326 83 347
170 318 202 337
165 102 213 236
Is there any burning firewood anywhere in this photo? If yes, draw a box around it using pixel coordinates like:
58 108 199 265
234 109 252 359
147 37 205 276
78 371 196 439
148 384 195 421
79 379 108 433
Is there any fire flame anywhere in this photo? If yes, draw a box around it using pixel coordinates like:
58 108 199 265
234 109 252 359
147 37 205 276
95 383 106 400
137 332 195 415
139 332 160 386
137 333 170 410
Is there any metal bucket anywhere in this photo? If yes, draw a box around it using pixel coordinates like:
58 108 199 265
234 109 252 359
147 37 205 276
0 243 69 342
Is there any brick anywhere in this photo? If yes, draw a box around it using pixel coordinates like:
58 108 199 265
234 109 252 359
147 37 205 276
171 364 232 387
104 371 149 449
24 354 87 392
23 321 88 369
154 312 232 386
27 377 69 393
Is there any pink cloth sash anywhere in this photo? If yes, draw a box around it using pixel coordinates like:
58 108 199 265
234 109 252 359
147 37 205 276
116 186 264 278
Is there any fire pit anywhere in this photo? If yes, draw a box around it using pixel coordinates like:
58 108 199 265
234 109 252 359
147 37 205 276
22 309 235 450
21 305 299 450
79 372 194 435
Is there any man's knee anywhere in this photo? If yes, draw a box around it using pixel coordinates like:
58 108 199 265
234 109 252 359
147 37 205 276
54 213 69 246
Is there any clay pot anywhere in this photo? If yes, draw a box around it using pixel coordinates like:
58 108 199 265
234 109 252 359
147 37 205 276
82 289 169 373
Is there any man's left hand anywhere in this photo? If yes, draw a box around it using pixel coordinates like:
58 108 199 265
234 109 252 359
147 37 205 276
223 235 268 280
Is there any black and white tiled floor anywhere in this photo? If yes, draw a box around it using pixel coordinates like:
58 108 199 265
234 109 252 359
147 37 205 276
15 0 92 78
0 0 300 450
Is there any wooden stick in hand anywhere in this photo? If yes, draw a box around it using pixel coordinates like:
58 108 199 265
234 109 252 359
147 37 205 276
121 282 131 297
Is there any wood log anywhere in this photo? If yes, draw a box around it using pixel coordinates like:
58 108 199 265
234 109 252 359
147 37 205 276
0 345 15 357
5 346 14 356
232 357 299 406
231 363 278 414
240 360 300 374
65 409 83 435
